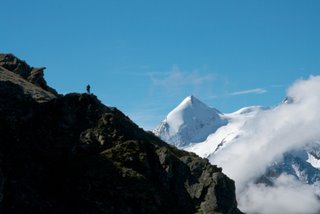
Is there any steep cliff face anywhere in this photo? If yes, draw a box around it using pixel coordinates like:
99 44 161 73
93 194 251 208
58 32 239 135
0 54 242 214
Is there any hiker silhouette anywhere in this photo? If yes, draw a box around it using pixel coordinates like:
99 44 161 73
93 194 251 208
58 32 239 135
86 84 91 94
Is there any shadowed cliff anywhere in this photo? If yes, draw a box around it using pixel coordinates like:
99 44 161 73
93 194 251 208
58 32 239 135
0 54 242 214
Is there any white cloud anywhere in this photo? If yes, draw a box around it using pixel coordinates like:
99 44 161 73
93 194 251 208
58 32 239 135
210 76 320 213
227 88 267 96
239 174 320 214
149 65 214 94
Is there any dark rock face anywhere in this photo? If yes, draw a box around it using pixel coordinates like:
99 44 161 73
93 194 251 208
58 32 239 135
0 54 58 95
0 55 242 214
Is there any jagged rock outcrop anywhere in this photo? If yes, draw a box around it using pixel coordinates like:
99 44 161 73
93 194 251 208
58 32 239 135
0 54 58 96
0 66 57 102
0 54 242 214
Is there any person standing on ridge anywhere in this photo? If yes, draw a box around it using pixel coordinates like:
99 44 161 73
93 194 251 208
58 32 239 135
86 84 91 94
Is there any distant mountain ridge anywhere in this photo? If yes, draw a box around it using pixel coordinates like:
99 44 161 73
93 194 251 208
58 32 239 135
154 96 320 188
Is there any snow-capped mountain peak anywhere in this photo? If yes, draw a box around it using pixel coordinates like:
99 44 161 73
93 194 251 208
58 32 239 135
166 95 222 131
154 96 320 197
153 95 227 147
172 95 218 114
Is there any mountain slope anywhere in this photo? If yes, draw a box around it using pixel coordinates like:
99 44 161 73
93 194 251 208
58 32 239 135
185 105 265 157
154 96 320 190
154 96 264 155
0 54 242 214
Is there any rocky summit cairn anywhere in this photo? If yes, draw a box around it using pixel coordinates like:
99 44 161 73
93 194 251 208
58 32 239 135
0 54 242 214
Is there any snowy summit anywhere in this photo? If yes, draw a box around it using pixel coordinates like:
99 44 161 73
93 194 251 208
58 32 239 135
153 92 320 214
153 95 227 147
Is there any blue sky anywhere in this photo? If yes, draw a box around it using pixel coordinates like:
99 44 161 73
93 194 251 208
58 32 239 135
1 0 320 129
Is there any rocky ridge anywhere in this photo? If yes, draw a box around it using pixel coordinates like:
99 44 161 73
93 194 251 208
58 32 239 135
0 54 58 96
0 54 242 214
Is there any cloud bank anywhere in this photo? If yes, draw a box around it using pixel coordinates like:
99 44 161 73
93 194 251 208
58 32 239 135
210 76 320 213
239 174 320 214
